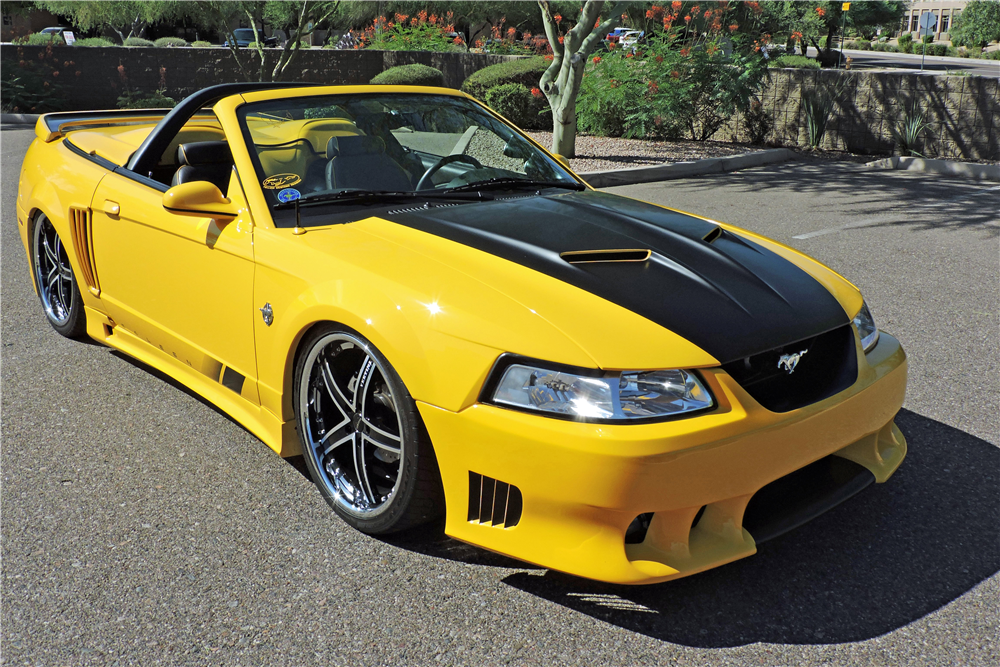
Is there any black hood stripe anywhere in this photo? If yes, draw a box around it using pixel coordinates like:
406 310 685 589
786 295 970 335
388 190 848 363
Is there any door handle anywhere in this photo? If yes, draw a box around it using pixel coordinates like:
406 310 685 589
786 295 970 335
103 200 120 216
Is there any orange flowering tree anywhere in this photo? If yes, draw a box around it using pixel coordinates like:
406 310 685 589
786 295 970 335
355 9 466 51
577 2 770 142
536 0 630 157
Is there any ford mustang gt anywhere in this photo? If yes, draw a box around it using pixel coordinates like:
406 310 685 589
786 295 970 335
16 83 907 584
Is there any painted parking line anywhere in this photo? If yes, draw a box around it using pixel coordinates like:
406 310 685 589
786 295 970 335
793 185 1000 239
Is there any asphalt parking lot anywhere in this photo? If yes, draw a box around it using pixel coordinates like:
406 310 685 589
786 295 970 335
2 125 998 666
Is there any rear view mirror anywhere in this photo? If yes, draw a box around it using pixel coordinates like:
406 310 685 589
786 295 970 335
162 181 238 221
503 138 532 159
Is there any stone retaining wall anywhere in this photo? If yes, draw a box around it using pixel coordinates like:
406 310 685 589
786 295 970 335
727 69 998 161
4 45 997 160
0 44 519 111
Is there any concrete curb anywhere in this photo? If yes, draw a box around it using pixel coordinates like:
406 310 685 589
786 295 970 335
0 113 40 126
865 156 1000 182
580 148 797 188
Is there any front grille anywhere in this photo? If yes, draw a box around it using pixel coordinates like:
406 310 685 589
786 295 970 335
468 472 522 528
721 324 858 412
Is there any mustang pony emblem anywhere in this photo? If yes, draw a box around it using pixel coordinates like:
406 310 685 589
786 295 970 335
777 349 808 374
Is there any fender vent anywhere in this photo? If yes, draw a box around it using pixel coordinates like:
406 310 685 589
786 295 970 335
468 471 522 528
561 249 651 264
69 207 100 296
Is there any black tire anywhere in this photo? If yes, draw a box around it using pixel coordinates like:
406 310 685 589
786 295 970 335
293 323 444 534
31 213 87 339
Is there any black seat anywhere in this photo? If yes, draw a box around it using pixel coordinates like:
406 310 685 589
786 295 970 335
171 141 233 195
325 135 413 191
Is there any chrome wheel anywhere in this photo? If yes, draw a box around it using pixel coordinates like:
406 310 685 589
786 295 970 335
33 216 75 326
298 332 405 518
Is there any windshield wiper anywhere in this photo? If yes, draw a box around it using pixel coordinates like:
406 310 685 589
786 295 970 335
274 189 494 209
444 178 586 194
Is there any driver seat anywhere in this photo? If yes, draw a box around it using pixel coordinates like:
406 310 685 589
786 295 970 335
325 135 412 191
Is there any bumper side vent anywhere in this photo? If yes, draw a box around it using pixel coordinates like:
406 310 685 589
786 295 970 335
468 471 522 528
68 206 100 296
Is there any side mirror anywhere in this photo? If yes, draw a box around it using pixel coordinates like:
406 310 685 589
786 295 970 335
162 181 238 222
552 153 572 170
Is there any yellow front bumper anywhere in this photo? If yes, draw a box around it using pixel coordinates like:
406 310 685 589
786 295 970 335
418 333 908 585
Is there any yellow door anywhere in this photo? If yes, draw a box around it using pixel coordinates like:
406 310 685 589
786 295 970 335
90 171 258 398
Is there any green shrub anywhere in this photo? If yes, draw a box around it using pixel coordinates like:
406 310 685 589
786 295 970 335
921 34 934 44
461 57 549 102
845 41 872 50
872 43 899 52
986 49 1000 60
370 64 445 87
21 32 65 46
898 33 913 48
191 40 212 48
123 37 155 47
770 54 821 69
153 37 188 48
483 83 548 130
928 44 948 56
73 37 115 47
117 89 176 109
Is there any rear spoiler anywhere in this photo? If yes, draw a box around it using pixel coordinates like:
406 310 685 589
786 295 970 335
35 109 216 143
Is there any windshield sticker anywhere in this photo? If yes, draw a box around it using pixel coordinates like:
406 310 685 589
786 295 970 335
263 173 302 189
276 188 301 203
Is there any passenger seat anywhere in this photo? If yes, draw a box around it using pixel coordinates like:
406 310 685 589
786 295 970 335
171 141 233 195
325 135 413 191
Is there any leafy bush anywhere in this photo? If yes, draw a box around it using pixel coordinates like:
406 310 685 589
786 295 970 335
483 83 547 130
117 89 176 109
985 49 1000 60
1 45 69 113
191 40 212 48
925 44 948 56
460 57 548 102
897 33 913 49
921 34 934 44
578 37 769 142
872 43 899 52
845 41 872 50
358 12 465 52
73 37 115 47
123 37 155 47
770 54 821 69
370 64 444 87
21 32 65 46
153 37 188 48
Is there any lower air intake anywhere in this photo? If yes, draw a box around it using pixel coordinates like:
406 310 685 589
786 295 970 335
468 472 522 528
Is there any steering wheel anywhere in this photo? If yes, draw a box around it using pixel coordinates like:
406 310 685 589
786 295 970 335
415 154 483 190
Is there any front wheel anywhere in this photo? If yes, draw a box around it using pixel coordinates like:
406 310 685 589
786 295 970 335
31 214 86 338
293 325 443 534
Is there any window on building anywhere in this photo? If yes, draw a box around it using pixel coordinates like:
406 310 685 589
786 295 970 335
941 13 950 33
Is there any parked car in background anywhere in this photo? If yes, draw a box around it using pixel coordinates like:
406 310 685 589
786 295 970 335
225 28 278 48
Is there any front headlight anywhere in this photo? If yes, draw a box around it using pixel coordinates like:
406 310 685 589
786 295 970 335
853 301 879 352
488 359 713 422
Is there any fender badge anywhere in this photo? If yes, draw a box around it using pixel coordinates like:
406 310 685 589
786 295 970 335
777 349 808 374
260 303 273 326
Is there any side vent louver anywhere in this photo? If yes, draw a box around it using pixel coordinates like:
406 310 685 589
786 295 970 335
69 207 100 296
468 471 522 528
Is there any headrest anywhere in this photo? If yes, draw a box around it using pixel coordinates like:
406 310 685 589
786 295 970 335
177 141 232 166
327 135 385 159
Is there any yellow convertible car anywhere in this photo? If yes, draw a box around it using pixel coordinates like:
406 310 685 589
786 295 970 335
16 83 907 584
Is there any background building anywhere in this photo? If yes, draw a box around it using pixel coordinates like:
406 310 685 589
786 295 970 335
904 0 968 41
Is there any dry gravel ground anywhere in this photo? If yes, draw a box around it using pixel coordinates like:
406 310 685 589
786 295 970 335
525 132 769 172
3 127 997 666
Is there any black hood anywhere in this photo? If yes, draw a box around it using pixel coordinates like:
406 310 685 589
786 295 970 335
386 190 849 364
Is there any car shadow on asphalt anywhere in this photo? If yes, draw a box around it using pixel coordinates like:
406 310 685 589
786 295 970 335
655 161 1000 238
498 408 999 647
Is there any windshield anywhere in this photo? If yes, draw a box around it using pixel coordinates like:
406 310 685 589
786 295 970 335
237 93 578 210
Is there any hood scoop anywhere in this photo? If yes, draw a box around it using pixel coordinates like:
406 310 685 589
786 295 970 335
703 226 724 244
561 249 651 264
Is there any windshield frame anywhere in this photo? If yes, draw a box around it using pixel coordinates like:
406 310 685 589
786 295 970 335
235 91 584 227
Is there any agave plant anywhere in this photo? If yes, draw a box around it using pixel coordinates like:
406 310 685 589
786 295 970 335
800 78 849 150
889 103 930 157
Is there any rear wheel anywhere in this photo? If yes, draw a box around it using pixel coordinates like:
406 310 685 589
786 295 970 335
31 214 86 338
293 325 443 534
